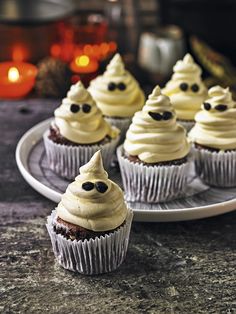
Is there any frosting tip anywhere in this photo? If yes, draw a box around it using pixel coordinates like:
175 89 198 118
76 80 85 88
90 150 103 167
150 85 161 97
111 53 122 63
70 80 85 91
79 150 107 177
183 53 194 63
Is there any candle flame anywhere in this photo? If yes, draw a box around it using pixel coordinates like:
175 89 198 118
8 67 20 82
75 55 90 67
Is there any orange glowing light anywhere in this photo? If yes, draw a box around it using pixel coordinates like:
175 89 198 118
83 44 93 55
50 44 61 58
0 62 38 99
70 55 98 74
91 45 100 58
71 74 80 84
12 45 28 62
76 55 90 67
8 67 20 82
100 42 109 55
109 41 117 52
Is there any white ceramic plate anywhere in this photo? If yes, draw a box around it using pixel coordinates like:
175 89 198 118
16 118 236 222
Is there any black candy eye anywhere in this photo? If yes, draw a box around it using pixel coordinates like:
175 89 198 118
118 82 126 91
191 84 199 92
203 102 211 111
82 181 94 191
82 104 91 113
108 82 116 91
215 104 227 111
162 111 173 120
148 111 162 121
95 181 108 193
70 104 80 113
179 83 188 91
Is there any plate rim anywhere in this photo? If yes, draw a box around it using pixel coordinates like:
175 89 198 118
15 118 236 222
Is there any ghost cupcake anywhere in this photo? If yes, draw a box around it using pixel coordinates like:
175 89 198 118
46 151 133 274
44 81 120 179
189 85 236 187
162 54 207 131
89 53 145 141
117 86 191 203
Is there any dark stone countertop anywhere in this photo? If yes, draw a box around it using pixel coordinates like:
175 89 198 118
0 100 235 314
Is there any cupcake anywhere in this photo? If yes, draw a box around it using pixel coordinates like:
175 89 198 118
44 81 120 179
117 86 191 203
162 54 207 131
89 53 145 141
46 151 133 274
189 85 236 187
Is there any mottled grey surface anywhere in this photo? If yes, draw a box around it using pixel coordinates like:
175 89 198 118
0 100 236 314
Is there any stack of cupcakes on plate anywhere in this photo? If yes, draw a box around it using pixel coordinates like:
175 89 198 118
162 54 207 131
89 53 145 141
189 85 236 187
46 151 133 274
44 52 235 206
39 52 236 275
117 86 191 203
44 81 120 179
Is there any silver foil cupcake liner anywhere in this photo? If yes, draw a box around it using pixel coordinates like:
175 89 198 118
178 120 195 132
43 130 120 180
46 209 133 275
117 145 190 203
104 116 132 144
192 146 236 187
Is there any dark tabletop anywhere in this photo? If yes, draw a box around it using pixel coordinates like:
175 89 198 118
0 100 235 314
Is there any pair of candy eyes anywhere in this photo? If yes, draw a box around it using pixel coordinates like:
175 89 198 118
108 82 126 91
203 103 227 111
179 83 199 92
148 111 173 121
82 181 108 193
70 103 91 114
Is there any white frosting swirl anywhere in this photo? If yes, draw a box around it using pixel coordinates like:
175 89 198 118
189 86 236 150
162 54 207 120
124 86 190 163
54 81 119 144
57 151 128 232
88 53 145 117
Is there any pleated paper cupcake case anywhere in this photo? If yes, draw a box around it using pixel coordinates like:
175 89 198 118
43 130 120 179
117 145 190 203
192 146 236 187
46 209 133 275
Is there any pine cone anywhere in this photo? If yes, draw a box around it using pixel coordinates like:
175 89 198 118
35 57 72 98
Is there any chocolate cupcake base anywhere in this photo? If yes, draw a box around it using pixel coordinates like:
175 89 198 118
54 216 124 241
43 129 120 180
46 209 133 275
125 153 187 167
49 125 111 146
192 145 236 187
117 145 190 203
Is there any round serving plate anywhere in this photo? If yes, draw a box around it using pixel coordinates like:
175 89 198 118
16 118 236 222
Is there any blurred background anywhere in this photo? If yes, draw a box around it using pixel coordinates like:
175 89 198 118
1 0 236 99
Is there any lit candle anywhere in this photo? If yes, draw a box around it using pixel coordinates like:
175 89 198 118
0 62 38 99
70 55 98 74
8 67 20 82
